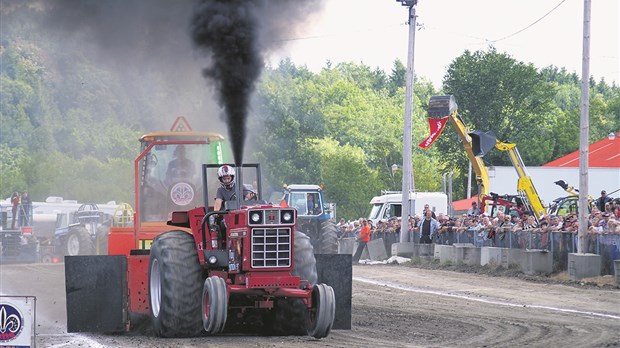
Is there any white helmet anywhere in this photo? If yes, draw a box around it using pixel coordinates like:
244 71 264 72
217 165 235 189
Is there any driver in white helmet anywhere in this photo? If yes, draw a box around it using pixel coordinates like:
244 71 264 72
214 165 253 211
214 165 236 211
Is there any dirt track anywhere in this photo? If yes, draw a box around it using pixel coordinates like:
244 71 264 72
0 262 618 348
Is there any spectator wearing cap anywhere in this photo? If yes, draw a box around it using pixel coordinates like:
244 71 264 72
597 213 611 232
562 214 578 233
337 223 347 238
596 190 612 212
341 224 355 239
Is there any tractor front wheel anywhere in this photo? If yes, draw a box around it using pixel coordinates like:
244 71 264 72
149 230 203 337
65 226 93 256
307 283 336 339
202 276 228 334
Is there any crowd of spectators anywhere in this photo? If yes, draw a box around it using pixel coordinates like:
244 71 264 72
336 195 620 245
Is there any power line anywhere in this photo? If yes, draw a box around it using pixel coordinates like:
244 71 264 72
489 0 567 43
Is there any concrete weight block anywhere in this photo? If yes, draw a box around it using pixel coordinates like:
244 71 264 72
521 249 553 275
568 253 601 281
367 238 388 261
454 245 480 266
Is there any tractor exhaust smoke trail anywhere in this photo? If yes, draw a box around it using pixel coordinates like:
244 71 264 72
190 0 324 166
190 0 262 166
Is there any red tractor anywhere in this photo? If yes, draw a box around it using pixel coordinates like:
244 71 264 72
148 163 336 338
65 127 346 338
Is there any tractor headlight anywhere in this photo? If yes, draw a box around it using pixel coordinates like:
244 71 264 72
249 211 263 224
280 210 294 224
208 255 218 265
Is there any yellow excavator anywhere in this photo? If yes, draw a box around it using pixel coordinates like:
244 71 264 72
426 95 546 222
468 130 547 222
427 95 490 200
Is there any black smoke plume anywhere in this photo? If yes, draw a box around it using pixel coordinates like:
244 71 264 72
190 1 262 166
15 0 324 158
190 0 324 166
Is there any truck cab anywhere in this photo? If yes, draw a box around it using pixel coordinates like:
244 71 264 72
368 191 448 225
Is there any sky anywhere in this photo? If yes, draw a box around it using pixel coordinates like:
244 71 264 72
268 0 619 89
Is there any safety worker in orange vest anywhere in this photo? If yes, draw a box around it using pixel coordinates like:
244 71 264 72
352 219 371 263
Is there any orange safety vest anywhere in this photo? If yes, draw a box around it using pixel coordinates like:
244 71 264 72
359 225 371 242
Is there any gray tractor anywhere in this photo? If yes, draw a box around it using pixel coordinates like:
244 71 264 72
282 184 338 254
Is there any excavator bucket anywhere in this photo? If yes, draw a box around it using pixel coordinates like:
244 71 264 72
428 95 457 117
469 130 497 157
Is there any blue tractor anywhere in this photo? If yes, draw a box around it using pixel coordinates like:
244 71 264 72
282 184 338 254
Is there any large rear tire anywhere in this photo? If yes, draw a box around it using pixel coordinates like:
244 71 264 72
318 220 338 254
65 226 93 256
292 230 317 286
95 224 110 255
149 230 203 337
307 283 336 339
202 276 228 334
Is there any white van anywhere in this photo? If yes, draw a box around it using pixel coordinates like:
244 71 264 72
368 191 448 225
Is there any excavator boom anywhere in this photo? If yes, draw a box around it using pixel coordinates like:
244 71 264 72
470 131 546 222
427 95 490 200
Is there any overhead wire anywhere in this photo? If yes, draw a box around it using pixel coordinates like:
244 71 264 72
488 0 567 43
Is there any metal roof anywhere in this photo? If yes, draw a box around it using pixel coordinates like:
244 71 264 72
543 132 620 168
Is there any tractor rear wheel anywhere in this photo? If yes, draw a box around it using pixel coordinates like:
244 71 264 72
65 226 93 256
292 230 317 286
202 276 228 334
307 283 336 339
95 225 110 255
149 230 203 337
318 220 338 254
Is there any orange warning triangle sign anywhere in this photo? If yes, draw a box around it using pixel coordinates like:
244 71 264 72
170 116 193 132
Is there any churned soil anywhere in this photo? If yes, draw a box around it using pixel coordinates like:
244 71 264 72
1 262 618 348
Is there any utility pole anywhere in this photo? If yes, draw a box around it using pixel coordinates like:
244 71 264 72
396 0 418 243
578 0 591 253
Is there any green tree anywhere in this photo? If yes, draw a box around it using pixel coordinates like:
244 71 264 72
387 60 406 97
439 49 557 199
310 138 381 220
0 145 28 198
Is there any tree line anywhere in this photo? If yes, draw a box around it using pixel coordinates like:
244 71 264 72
1 7 618 220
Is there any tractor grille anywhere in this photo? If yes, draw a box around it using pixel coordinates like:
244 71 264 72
251 228 292 268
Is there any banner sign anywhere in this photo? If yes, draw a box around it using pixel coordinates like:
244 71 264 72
418 116 449 149
0 296 35 348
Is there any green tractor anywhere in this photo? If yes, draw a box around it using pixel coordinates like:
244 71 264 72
282 184 338 254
